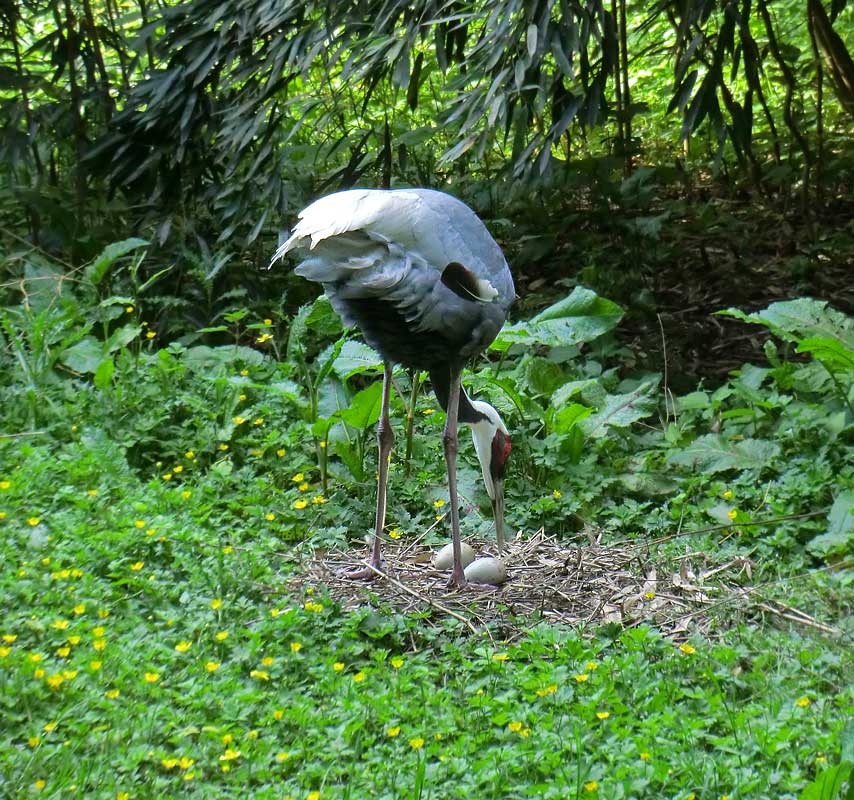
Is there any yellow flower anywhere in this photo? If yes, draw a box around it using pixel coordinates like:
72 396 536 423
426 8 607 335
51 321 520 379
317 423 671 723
179 757 194 769
205 661 221 672
422 408 434 415
276 449 286 457
644 590 655 599
507 721 523 732
491 653 508 662
161 758 178 769
222 546 233 554
273 709 284 720
553 489 562 499
796 696 812 708
292 473 304 482
409 737 425 749
640 751 651 761
433 499 445 508
596 711 610 720
134 520 146 529
304 601 323 612
290 642 302 653
389 528 401 539
246 729 259 740
250 670 270 681
253 418 264 426
265 512 276 521
3 634 17 644
210 598 223 610
723 489 733 499
56 646 70 658
261 656 275 667
586 661 599 671
146 331 156 340
333 662 345 672
263 318 272 326
46 673 64 688
0 480 10 489
173 465 183 473
536 684 557 697
93 639 106 651
34 779 46 790
130 562 144 571
298 482 309 492
90 660 102 670
175 641 192 653
92 626 106 637
30 652 44 662
584 781 598 793
293 499 308 510
275 751 289 762
34 668 45 678
215 631 229 641
679 643 696 655
575 673 589 683
307 793 320 800
520 728 531 737
52 619 70 631
144 672 160 683
352 671 366 682
221 733 233 745
28 736 41 747
232 416 246 425
62 669 77 680
238 394 247 401
386 726 401 737
256 333 273 344
239 369 249 377
105 689 120 699
45 721 58 734
68 635 81 646
98 609 110 619
390 657 404 669
727 509 737 520
162 473 172 481
219 748 241 761
87 489 98 496
0 647 10 657
218 443 229 451
181 491 192 499
319 440 326 449
27 517 42 526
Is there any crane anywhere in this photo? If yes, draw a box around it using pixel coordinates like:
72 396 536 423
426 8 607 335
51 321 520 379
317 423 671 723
272 188 514 587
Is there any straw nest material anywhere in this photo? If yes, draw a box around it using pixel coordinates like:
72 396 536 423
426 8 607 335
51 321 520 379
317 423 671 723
288 526 834 639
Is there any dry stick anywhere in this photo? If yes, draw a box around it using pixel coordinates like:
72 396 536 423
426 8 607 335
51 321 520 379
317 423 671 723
618 510 827 550
363 562 479 635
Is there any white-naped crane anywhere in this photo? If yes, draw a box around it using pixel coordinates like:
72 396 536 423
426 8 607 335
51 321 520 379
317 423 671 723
271 188 514 587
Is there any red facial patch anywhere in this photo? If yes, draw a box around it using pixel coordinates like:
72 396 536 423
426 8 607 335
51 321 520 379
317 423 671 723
491 430 511 479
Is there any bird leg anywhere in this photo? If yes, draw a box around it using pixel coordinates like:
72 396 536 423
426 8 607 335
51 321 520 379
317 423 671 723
346 361 394 580
443 364 466 588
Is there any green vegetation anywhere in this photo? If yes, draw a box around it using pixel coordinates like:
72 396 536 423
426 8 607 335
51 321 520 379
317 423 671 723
2 1 854 798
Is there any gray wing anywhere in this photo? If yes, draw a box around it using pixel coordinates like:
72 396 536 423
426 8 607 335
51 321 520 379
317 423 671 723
271 189 514 356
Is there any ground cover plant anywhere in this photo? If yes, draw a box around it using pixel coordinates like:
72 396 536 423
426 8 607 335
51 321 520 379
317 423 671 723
0 240 852 799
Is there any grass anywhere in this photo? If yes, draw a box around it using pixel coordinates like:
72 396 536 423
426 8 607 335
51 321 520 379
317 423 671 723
1 434 850 800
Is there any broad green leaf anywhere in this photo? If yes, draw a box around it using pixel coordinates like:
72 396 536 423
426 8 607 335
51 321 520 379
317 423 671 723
552 403 592 434
720 299 854 349
85 238 149 286
667 434 781 473
579 383 657 438
808 491 854 558
61 336 105 374
105 324 142 354
339 380 383 431
333 340 384 378
492 287 623 350
797 762 852 800
797 337 854 372
94 357 115 390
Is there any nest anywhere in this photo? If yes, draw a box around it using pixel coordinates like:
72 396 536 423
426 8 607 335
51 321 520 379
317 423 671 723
291 527 836 641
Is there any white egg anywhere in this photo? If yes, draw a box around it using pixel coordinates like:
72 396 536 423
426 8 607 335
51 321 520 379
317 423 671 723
463 557 507 585
432 541 476 570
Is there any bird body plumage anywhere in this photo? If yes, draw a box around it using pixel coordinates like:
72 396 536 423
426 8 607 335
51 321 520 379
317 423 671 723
274 189 514 375
273 188 514 586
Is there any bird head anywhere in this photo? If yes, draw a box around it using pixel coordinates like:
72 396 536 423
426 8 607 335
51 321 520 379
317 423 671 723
468 400 511 551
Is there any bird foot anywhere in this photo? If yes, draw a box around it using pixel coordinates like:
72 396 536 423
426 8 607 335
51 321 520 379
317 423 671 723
446 568 467 590
341 562 384 581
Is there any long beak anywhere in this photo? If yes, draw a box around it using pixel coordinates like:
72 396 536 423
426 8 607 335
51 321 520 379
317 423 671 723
491 477 505 553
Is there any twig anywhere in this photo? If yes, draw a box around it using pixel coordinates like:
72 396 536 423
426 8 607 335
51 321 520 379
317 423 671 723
363 562 480 635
